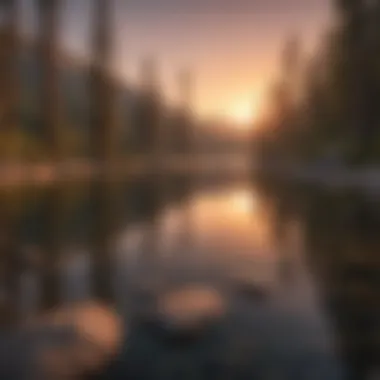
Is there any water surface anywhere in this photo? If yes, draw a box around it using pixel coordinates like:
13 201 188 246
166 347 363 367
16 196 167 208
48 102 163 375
0 177 379 379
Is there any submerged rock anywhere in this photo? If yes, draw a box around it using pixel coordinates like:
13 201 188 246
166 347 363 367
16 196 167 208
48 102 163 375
234 279 269 301
229 270 272 302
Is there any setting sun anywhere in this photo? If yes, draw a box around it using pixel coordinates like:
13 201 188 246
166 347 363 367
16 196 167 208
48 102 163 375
225 96 261 129
228 102 254 124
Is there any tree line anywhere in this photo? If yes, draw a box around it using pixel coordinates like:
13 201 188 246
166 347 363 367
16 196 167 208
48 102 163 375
0 0 195 162
254 0 380 167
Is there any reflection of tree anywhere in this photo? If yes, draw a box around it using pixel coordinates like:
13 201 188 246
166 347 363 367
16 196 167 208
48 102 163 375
256 180 380 379
40 185 64 310
300 191 380 380
139 173 166 274
257 181 306 285
90 180 121 303
172 174 194 261
0 200 20 325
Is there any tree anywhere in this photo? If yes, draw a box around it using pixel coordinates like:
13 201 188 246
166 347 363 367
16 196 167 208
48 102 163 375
334 0 380 162
0 0 20 134
256 0 380 166
259 36 304 163
90 0 116 162
37 0 62 160
131 57 163 155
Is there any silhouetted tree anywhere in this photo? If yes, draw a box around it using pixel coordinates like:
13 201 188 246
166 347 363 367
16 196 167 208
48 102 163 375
37 0 62 160
258 36 304 163
256 0 380 166
176 69 194 154
131 58 163 157
90 0 116 162
0 0 20 134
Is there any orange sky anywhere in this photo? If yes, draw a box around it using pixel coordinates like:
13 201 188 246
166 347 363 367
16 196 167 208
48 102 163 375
23 0 333 120
116 11 332 119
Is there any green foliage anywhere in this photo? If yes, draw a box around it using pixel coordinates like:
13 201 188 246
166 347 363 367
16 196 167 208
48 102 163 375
0 124 86 162
0 129 43 161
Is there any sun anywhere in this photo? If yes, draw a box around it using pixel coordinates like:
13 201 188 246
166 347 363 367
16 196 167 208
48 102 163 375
226 99 259 128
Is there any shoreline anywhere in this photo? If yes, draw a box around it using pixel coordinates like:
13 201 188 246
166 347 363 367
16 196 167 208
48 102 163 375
0 155 251 187
259 164 380 192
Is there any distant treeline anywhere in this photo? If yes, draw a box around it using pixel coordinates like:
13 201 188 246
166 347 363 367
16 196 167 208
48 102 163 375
255 0 380 166
0 0 248 163
0 29 194 161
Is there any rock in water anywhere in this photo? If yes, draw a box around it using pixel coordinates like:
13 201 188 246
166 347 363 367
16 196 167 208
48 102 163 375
155 285 226 339
0 301 124 379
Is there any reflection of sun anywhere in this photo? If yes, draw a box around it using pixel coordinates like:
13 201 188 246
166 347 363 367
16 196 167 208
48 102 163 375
191 188 275 255
230 190 256 214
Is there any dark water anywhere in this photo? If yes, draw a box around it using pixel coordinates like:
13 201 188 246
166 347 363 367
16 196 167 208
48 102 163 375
0 177 379 380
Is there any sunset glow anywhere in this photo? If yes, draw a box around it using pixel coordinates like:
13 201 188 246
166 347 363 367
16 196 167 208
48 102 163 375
228 101 255 125
58 1 330 122
224 95 264 132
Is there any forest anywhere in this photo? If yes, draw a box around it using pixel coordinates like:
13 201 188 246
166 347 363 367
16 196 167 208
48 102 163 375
255 0 380 167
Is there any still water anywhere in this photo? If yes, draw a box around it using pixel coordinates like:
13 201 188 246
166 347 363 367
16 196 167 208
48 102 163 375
0 177 379 379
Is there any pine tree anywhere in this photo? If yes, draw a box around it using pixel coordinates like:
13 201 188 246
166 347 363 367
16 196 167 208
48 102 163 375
335 0 380 162
0 0 20 132
37 0 61 160
91 0 115 162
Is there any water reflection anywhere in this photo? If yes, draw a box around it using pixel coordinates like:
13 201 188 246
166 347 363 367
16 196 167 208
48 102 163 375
0 178 379 379
40 185 65 310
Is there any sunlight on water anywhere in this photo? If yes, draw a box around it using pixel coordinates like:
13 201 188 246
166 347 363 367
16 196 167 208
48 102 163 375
1 180 356 379
9 183 316 316
186 186 276 262
230 188 258 214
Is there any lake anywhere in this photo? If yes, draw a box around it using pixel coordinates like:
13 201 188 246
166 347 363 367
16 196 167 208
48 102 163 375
0 176 378 380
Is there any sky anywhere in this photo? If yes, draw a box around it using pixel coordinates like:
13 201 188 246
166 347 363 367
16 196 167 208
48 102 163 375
21 0 333 120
